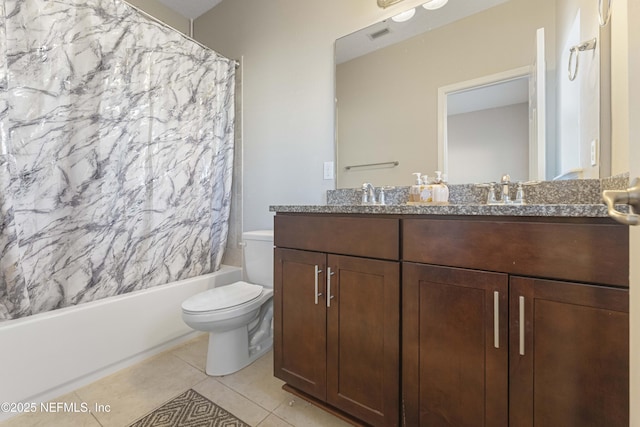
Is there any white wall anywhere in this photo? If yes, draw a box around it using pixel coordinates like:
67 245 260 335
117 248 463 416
611 0 629 176
448 103 529 184
193 0 433 231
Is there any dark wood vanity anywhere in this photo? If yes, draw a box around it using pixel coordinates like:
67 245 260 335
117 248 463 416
273 212 629 427
273 214 400 426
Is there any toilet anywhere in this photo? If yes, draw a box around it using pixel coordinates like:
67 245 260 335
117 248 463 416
181 230 274 376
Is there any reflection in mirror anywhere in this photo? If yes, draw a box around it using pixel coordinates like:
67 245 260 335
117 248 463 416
335 0 608 188
442 71 530 184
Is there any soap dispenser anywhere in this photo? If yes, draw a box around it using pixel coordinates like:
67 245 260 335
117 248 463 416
410 173 422 202
432 171 449 204
420 175 434 202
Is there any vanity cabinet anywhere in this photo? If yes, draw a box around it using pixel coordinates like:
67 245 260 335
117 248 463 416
402 217 629 427
274 214 400 427
273 213 629 427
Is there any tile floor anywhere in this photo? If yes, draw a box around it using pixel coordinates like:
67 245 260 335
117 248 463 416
1 334 352 427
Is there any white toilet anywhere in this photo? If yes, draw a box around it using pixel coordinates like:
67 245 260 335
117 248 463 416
181 230 274 376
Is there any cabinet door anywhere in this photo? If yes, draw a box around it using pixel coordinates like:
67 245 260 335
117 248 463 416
274 248 327 400
510 277 629 427
403 263 509 427
326 255 400 427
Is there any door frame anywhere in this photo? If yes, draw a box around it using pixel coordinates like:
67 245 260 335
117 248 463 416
627 0 639 424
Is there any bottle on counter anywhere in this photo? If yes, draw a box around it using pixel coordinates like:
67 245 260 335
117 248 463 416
409 171 449 204
409 173 423 202
432 171 449 203
420 175 434 202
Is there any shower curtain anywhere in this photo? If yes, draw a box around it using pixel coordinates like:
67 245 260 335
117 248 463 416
0 0 236 320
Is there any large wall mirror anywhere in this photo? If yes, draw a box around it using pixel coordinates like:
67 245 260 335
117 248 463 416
335 0 611 187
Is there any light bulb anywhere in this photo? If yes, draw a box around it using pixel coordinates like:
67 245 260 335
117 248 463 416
391 8 416 22
422 0 448 10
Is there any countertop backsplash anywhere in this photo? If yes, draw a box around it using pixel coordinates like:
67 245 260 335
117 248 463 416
327 173 630 206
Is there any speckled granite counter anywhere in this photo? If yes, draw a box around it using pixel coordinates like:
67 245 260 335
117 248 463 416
270 174 630 218
269 203 614 217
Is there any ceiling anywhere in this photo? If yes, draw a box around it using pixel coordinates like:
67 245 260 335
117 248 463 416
447 77 530 116
156 0 223 19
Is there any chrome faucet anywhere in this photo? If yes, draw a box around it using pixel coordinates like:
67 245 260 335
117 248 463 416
361 182 377 205
500 174 512 204
478 176 537 205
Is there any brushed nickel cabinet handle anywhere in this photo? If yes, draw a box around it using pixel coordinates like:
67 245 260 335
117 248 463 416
314 265 323 305
327 267 335 308
494 291 500 349
519 296 525 356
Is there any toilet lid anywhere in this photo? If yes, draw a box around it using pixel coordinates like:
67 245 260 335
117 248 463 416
182 281 264 312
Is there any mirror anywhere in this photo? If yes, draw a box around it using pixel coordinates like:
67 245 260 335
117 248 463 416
335 0 609 188
440 68 533 184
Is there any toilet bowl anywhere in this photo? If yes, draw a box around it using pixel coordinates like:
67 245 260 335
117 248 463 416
181 230 274 376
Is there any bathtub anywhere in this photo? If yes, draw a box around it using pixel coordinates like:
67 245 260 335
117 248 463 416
0 265 241 422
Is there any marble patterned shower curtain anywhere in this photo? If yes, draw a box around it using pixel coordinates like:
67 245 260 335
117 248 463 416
0 0 236 320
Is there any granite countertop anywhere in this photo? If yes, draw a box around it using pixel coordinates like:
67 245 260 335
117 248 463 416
269 203 613 217
270 175 630 218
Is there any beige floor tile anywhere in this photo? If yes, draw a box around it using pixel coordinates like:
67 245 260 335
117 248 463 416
273 395 353 427
192 377 270 426
216 350 289 412
0 392 100 427
2 338 363 427
75 352 207 427
256 413 295 427
171 333 208 372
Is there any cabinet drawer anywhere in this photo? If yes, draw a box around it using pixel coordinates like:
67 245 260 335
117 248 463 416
403 218 629 287
275 214 399 260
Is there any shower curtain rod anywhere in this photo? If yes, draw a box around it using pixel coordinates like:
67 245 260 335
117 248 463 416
122 1 240 68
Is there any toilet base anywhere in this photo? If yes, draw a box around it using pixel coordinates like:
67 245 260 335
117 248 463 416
205 326 273 376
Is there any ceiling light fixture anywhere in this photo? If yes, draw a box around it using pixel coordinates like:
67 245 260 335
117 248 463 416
377 0 404 8
391 8 416 22
422 0 449 10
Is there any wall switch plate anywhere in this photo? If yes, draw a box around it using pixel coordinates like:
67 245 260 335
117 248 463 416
323 161 334 180
590 140 598 166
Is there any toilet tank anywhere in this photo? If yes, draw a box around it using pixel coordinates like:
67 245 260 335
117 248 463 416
242 230 274 288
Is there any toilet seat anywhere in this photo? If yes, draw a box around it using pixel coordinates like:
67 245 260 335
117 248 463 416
182 281 264 314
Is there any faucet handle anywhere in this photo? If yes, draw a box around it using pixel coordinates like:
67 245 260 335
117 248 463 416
514 183 525 204
513 181 540 205
361 182 377 205
361 182 369 204
487 183 498 204
476 182 498 204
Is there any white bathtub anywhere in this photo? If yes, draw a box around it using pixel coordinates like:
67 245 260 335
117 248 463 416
0 265 241 422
